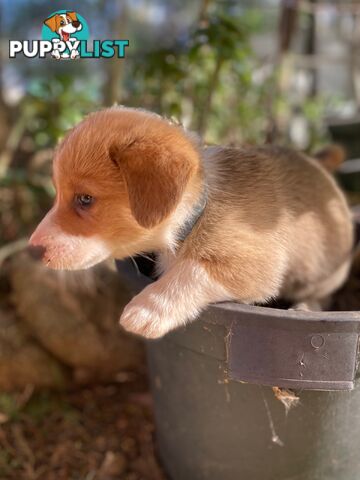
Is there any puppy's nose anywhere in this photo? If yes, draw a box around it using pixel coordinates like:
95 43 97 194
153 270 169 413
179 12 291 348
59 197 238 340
27 245 46 261
72 20 80 28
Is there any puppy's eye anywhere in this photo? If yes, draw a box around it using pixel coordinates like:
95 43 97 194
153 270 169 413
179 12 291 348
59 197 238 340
75 194 94 208
60 20 65 25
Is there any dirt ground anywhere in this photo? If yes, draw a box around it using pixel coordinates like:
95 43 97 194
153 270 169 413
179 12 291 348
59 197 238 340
0 371 165 480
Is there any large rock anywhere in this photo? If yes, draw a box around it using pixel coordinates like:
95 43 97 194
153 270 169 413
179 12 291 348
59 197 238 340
0 252 143 390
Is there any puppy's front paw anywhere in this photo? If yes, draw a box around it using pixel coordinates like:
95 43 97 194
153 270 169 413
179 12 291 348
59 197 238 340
120 301 172 339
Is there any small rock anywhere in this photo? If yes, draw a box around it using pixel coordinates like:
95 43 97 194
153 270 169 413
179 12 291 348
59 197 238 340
0 412 9 424
99 451 127 477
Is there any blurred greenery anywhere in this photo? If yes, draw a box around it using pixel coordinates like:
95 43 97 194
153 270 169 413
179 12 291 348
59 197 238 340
25 75 101 148
0 392 22 421
128 9 270 142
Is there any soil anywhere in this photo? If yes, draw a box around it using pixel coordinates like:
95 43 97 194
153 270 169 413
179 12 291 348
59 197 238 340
0 371 165 480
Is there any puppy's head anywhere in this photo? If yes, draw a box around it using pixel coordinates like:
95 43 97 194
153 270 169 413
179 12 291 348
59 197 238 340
29 108 201 270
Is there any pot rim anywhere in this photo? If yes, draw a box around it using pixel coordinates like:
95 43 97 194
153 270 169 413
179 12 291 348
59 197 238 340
210 301 360 322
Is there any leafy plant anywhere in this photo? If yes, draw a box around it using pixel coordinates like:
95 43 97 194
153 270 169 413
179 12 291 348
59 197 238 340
24 75 100 148
127 8 270 144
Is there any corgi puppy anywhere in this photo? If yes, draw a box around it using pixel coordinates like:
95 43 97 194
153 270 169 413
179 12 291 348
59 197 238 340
29 108 354 338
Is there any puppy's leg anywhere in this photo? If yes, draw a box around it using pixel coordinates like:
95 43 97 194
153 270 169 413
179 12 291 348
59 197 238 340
289 259 351 312
290 299 324 312
120 260 232 339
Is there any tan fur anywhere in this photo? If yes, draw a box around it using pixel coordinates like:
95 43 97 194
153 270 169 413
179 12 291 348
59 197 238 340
184 145 353 304
29 107 354 338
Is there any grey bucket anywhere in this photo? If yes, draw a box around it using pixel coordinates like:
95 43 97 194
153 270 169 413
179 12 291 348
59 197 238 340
116 242 360 480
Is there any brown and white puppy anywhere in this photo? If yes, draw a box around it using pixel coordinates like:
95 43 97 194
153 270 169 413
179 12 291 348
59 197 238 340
29 107 354 338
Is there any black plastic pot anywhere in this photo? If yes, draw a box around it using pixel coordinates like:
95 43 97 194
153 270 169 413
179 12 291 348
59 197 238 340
146 306 360 480
115 223 360 480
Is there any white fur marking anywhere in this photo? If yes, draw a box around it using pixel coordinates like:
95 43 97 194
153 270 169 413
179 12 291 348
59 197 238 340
37 226 111 270
120 260 232 338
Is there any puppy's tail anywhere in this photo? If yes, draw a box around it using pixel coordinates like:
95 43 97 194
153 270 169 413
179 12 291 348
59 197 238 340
314 144 346 173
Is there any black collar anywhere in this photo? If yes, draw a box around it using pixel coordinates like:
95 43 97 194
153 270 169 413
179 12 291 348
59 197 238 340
176 185 207 245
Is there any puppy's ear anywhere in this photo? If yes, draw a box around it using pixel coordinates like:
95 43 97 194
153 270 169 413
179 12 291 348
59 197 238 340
44 14 58 32
67 11 78 22
314 144 346 173
109 141 197 228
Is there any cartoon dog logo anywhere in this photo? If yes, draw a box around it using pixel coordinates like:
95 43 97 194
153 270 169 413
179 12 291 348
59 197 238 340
44 11 83 59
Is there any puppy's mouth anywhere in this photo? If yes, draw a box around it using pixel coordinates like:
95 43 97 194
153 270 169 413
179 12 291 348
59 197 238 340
38 236 112 271
44 249 110 270
61 31 70 41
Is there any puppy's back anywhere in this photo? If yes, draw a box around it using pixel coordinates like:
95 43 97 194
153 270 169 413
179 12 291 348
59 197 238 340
204 145 351 238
